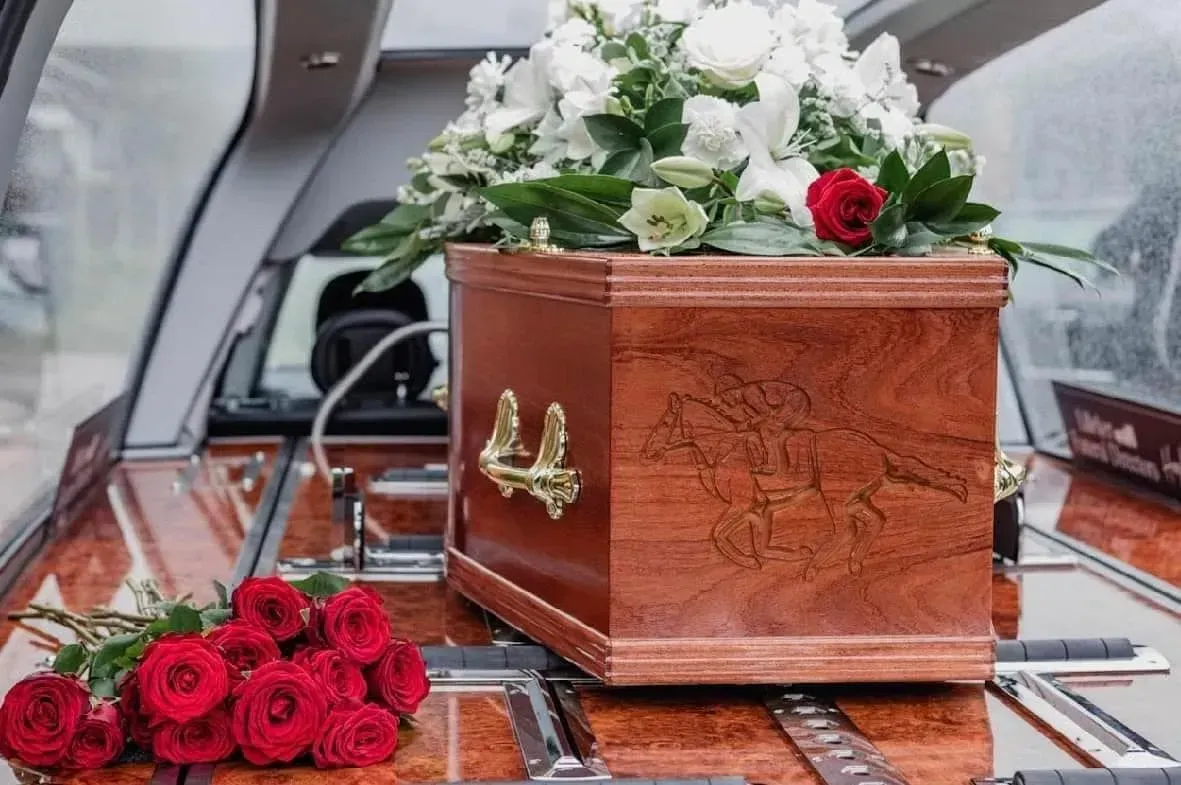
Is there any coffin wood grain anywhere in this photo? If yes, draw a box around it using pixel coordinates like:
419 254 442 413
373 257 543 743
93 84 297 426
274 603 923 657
448 245 1002 684
446 243 1009 308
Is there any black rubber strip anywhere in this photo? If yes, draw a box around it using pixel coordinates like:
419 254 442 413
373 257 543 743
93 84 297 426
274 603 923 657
422 644 568 671
148 764 183 785
995 638 1136 662
384 534 444 551
183 762 216 785
1015 770 1181 785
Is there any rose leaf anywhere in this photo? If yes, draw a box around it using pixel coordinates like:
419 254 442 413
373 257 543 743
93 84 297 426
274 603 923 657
288 572 350 598
53 643 88 676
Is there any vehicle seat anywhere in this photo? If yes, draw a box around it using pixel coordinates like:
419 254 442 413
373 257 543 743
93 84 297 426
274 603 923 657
309 270 436 402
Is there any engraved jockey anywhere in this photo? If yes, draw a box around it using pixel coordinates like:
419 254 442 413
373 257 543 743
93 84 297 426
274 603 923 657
712 375 810 475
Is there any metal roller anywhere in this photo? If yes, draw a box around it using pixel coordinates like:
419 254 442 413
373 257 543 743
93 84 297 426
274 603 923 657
421 644 567 671
995 638 1136 662
1014 769 1181 785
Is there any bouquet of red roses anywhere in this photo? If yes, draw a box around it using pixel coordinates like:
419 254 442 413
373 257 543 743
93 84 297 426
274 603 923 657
0 573 430 773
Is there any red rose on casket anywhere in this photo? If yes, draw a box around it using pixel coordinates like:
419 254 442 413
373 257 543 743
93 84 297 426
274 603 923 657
806 168 888 248
366 640 430 715
230 661 329 766
208 620 281 675
293 648 367 705
0 673 91 767
311 701 399 769
118 671 154 751
231 576 311 643
151 709 237 765
136 634 231 725
65 703 125 770
312 586 391 666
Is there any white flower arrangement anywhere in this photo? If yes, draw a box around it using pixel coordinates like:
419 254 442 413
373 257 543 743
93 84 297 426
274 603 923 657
346 0 1108 292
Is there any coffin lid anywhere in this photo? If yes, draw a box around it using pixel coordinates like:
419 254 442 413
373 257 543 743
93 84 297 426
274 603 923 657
445 243 1009 309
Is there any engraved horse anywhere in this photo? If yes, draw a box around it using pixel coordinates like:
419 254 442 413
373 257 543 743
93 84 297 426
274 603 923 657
641 387 968 580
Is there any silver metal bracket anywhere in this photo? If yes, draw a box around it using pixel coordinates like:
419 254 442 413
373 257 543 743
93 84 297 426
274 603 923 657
240 450 266 492
173 453 202 494
765 690 909 785
367 463 448 498
993 671 1181 769
504 672 610 781
994 645 1170 677
276 465 444 582
993 553 1079 573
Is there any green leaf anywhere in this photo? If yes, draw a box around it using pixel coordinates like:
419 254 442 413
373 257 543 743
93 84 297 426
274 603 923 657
900 222 942 254
876 151 910 195
646 122 688 160
908 176 973 224
928 202 1000 237
625 32 650 59
644 97 683 134
125 637 147 660
89 678 117 699
1020 242 1115 270
901 151 951 205
533 174 635 207
701 222 823 256
91 633 141 680
213 580 229 610
53 644 87 675
200 608 233 630
584 114 644 152
1023 252 1095 290
113 656 137 671
287 571 350 598
168 605 203 634
870 204 908 248
600 139 657 185
356 241 436 293
341 204 431 256
482 182 633 239
601 41 628 61
145 617 171 637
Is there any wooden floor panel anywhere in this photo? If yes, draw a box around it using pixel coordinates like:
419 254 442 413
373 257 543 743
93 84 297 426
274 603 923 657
0 441 279 785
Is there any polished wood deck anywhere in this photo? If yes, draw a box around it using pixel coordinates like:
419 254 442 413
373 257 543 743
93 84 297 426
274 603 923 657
1 438 1179 784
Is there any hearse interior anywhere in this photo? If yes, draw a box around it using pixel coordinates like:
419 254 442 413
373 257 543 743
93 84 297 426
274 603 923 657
0 1 1178 784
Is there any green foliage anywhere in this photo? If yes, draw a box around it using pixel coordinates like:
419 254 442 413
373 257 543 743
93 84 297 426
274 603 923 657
168 605 203 634
213 580 230 610
53 644 87 676
287 571 351 598
90 633 141 682
481 182 632 242
701 222 824 256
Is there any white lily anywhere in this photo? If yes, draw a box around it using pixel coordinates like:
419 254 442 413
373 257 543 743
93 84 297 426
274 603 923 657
856 33 920 117
484 46 554 137
734 74 819 226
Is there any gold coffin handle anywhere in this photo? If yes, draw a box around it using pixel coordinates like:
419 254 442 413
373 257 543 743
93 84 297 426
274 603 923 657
478 390 581 520
994 441 1028 503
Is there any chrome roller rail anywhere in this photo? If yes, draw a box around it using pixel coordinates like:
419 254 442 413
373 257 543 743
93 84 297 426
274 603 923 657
504 673 610 781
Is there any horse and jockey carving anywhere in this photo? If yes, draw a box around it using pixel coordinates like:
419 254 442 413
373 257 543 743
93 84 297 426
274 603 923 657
641 375 968 581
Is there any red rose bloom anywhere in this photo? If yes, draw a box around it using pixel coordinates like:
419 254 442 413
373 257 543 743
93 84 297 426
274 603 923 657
0 673 91 767
151 709 237 765
136 634 231 725
208 620 281 675
118 672 154 751
231 576 311 643
806 168 888 248
65 703 125 770
230 661 329 766
366 640 430 715
312 701 398 769
313 587 391 666
293 648 367 706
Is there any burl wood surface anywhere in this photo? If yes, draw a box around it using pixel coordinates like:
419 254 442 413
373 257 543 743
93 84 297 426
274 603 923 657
449 283 613 633
272 440 488 646
447 245 1002 683
0 441 277 785
1025 456 1181 587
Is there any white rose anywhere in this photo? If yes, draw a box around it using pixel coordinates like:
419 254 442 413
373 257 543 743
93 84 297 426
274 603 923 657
682 95 748 170
681 2 776 88
619 187 710 251
653 0 706 24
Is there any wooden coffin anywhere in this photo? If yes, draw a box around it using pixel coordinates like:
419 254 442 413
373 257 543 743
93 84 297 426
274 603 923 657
445 243 1007 685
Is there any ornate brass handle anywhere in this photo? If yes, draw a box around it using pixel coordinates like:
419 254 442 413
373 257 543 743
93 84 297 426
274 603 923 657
478 390 581 519
994 441 1028 503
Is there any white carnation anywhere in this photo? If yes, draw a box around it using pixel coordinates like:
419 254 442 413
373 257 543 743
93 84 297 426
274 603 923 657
547 44 616 94
775 0 849 61
681 2 776 88
466 53 512 115
682 95 748 170
763 44 811 90
653 0 706 23
549 17 597 49
593 0 646 35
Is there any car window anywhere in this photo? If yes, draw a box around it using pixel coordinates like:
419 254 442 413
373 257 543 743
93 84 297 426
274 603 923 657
0 0 254 541
260 253 448 400
928 0 1181 453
